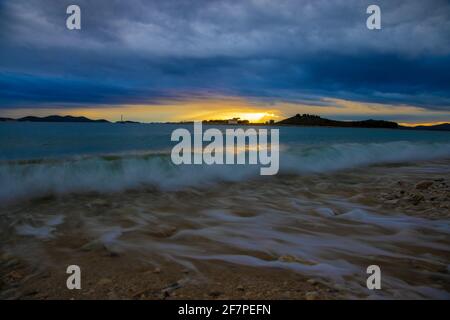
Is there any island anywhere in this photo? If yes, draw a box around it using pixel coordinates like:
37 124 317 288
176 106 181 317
276 113 399 129
0 115 110 123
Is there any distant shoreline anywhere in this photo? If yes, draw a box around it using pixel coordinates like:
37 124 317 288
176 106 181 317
1 114 449 131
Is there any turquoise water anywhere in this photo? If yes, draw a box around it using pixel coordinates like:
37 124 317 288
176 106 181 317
0 122 449 202
0 122 449 160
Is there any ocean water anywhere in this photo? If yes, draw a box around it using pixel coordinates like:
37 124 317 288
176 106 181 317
1 122 450 299
0 122 450 203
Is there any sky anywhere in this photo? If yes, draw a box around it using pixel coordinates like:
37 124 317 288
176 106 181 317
0 0 450 124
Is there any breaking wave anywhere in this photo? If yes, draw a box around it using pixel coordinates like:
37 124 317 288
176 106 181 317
1 141 450 203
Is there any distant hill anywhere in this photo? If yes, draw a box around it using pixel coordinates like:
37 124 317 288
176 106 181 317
277 114 399 129
1 115 110 123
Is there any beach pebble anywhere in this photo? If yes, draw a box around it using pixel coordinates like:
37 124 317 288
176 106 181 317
279 255 296 263
97 278 112 286
6 270 23 281
161 282 182 296
305 291 319 300
152 267 161 274
396 181 408 187
148 225 177 238
107 291 119 299
315 208 336 217
209 291 222 298
416 181 434 190
103 245 120 257
408 193 424 205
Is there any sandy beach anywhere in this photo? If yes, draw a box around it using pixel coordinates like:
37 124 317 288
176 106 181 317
1 159 449 300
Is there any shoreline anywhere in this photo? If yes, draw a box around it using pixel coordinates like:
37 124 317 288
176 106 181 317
2 118 450 132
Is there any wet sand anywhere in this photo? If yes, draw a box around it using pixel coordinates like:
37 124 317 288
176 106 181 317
0 160 449 299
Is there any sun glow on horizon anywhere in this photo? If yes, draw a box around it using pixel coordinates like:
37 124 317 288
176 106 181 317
1 97 282 123
208 112 278 122
399 121 449 127
1 96 449 125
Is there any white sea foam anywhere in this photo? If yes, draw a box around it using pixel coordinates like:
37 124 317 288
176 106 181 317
15 215 64 239
1 141 449 203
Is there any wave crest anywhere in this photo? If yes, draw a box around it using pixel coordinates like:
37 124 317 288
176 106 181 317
1 141 449 203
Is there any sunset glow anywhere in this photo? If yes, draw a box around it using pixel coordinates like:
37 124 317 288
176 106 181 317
2 96 448 125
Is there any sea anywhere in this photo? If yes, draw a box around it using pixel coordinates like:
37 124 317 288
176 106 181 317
0 122 449 202
0 122 449 299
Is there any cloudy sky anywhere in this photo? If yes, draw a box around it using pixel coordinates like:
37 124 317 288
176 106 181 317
1 0 449 124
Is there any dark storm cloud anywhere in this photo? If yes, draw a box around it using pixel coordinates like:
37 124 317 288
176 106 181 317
0 0 449 110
